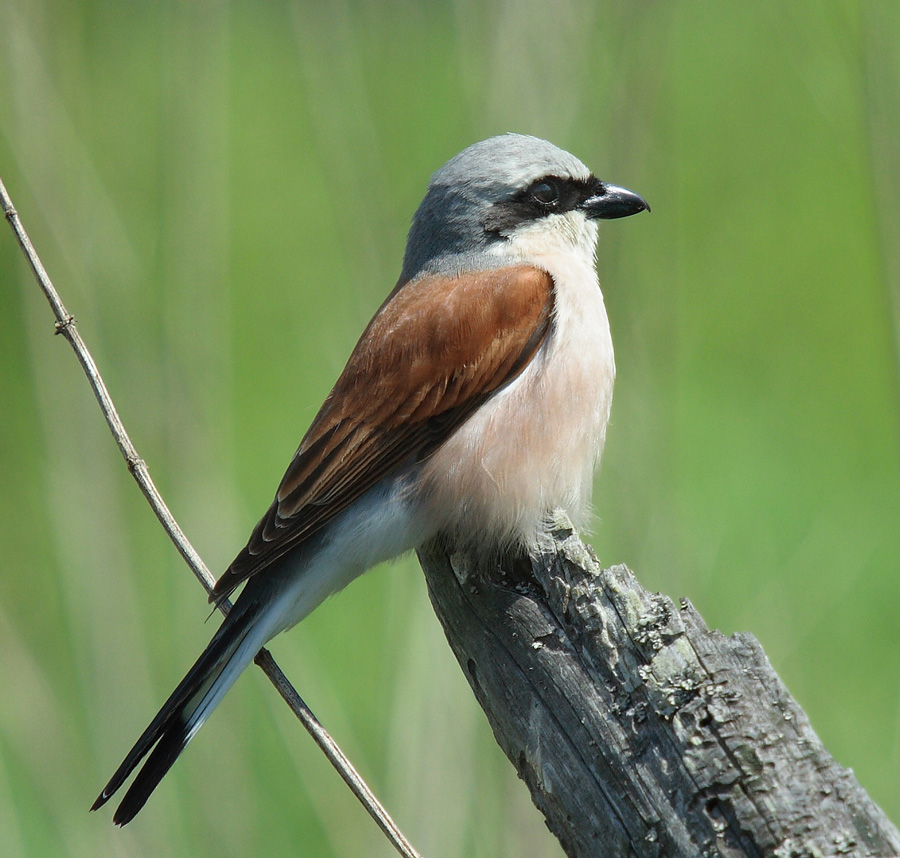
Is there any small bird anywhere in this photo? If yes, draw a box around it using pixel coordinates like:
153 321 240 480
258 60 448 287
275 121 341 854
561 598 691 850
92 133 648 824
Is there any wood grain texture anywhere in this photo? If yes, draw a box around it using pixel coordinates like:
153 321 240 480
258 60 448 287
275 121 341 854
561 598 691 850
417 512 900 858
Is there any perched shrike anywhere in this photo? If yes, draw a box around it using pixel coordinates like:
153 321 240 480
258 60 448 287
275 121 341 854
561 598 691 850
92 133 648 824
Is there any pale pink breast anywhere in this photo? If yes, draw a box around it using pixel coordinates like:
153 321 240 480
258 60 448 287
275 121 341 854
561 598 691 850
420 251 614 550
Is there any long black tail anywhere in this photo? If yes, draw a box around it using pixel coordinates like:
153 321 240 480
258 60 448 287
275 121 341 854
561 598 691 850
91 597 265 825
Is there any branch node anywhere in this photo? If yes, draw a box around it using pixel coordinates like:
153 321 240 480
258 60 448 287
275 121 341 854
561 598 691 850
54 315 75 335
126 455 146 475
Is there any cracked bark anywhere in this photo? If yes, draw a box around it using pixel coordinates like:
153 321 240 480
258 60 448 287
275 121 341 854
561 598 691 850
416 511 900 858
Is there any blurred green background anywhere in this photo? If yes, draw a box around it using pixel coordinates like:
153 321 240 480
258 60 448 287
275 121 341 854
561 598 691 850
1 1 899 855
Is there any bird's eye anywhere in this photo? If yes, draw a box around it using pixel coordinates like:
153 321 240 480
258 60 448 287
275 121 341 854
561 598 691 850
530 180 559 206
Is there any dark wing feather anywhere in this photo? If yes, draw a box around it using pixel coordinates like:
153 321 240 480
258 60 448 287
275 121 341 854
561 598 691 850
211 264 554 603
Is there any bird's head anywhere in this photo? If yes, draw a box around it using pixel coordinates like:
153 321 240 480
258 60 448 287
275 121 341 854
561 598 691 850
402 133 648 280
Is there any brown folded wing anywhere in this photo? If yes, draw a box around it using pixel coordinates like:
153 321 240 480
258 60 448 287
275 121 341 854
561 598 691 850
212 264 554 603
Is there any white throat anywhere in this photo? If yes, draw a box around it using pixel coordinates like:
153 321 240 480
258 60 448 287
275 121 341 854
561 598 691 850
493 209 599 267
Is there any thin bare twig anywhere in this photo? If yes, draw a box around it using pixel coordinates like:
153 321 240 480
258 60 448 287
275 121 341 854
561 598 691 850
0 175 423 858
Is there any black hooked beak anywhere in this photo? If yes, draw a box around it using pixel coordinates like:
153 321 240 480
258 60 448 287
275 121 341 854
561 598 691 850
581 183 650 220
